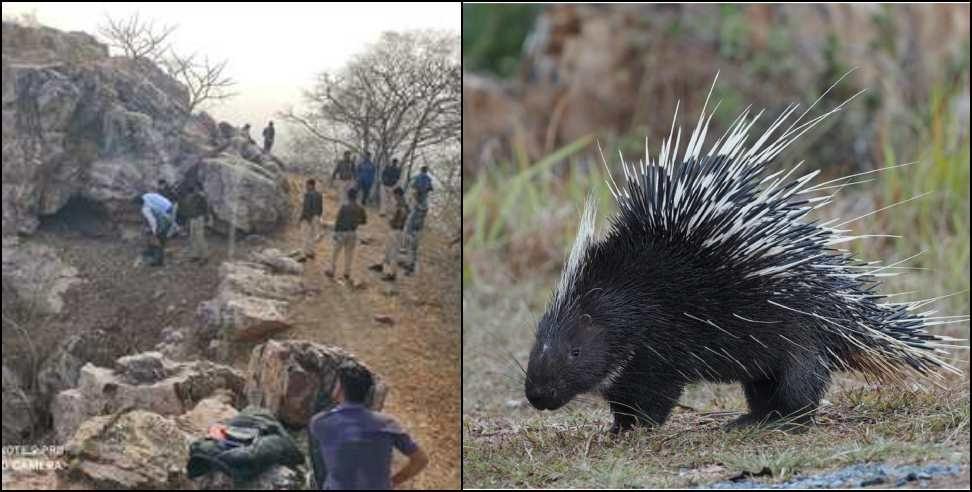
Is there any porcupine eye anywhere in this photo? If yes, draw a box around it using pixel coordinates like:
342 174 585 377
570 348 581 358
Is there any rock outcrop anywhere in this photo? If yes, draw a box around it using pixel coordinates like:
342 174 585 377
245 340 388 427
2 21 291 237
1 236 81 314
198 250 306 342
45 340 387 488
52 352 245 443
36 330 115 409
56 395 303 489
62 409 193 489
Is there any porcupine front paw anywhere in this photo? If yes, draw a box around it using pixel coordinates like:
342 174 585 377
609 419 631 435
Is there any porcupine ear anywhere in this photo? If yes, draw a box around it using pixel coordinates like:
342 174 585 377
575 313 598 340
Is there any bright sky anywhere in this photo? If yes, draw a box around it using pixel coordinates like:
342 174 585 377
3 2 459 147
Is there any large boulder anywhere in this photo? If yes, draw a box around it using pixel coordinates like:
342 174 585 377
2 21 290 237
200 154 291 235
1 236 81 314
252 248 304 275
62 410 192 489
245 340 388 427
52 352 245 443
198 257 306 343
60 395 301 490
36 329 115 408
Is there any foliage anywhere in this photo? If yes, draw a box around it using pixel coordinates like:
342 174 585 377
462 4 541 78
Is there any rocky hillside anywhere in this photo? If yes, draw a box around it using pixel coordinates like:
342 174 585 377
2 21 291 237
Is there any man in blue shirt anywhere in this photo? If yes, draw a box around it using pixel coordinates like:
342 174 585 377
135 192 174 266
309 362 428 490
355 152 376 206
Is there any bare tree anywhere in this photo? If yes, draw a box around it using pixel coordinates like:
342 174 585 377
98 13 236 115
164 52 237 115
98 12 176 62
281 29 460 202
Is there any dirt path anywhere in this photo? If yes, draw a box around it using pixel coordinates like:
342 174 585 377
271 187 461 490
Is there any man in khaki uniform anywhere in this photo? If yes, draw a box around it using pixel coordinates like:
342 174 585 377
299 179 324 261
326 188 367 281
369 187 409 281
180 183 212 263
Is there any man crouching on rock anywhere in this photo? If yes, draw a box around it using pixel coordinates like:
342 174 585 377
308 362 428 490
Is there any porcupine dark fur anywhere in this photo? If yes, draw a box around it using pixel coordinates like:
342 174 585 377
524 74 967 434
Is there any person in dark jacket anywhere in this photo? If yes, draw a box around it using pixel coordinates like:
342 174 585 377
356 152 376 206
402 186 429 276
330 151 357 201
378 158 402 217
308 362 428 490
369 187 408 281
325 188 367 282
157 179 183 236
158 179 176 201
262 121 275 153
410 166 433 207
299 179 324 261
180 183 213 263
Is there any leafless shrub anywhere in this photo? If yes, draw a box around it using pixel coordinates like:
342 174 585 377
98 12 175 62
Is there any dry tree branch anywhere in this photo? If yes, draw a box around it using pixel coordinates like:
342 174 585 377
98 12 176 62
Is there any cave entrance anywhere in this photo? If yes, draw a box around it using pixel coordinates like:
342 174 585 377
39 195 115 238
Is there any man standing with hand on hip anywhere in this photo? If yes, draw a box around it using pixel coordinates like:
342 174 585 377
308 362 429 490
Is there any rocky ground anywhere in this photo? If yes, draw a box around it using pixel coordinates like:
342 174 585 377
269 185 461 490
2 183 460 490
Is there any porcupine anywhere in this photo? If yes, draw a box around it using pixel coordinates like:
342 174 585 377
524 75 967 434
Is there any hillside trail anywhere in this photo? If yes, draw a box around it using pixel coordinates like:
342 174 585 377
265 179 461 490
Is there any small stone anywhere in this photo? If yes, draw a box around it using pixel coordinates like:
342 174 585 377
115 352 167 384
505 399 525 409
859 477 884 487
373 315 395 325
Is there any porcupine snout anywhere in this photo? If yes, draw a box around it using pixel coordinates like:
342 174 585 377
525 385 561 410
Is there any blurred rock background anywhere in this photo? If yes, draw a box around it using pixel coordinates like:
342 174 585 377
463 4 969 181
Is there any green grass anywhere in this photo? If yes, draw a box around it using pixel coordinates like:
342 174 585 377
463 382 969 488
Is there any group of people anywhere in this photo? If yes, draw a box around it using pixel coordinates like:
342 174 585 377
241 120 276 153
301 154 434 282
133 136 435 286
